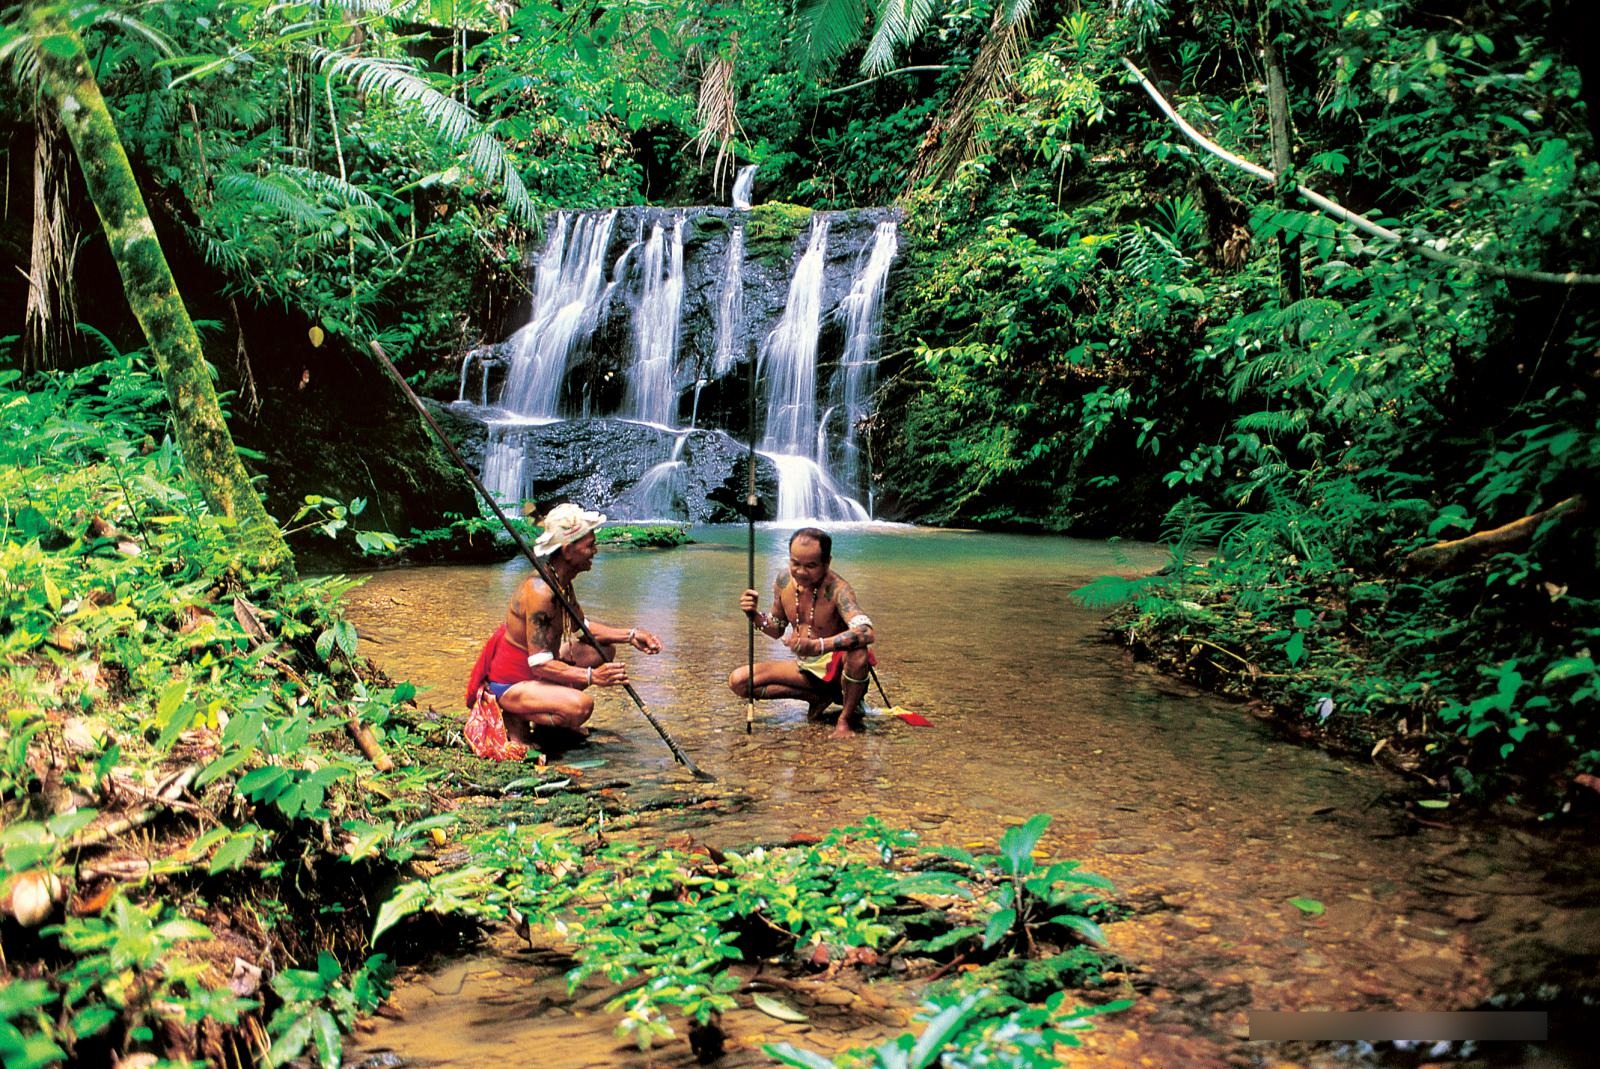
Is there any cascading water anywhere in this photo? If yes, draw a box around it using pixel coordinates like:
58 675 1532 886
760 217 828 455
482 424 529 506
712 225 745 380
499 210 616 417
615 433 689 520
623 216 685 427
756 216 869 522
828 220 899 509
731 164 757 209
464 205 898 522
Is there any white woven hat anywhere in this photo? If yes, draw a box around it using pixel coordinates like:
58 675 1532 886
534 503 606 557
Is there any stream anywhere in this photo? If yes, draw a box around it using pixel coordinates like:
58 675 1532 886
340 527 1598 1068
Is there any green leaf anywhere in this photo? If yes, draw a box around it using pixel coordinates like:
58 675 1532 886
982 907 1016 949
997 813 1050 876
1288 897 1324 916
1416 798 1451 809
1053 913 1107 946
208 832 258 874
752 993 808 1022
762 1044 837 1069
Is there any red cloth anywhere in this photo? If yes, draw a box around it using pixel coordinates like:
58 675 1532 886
463 625 531 761
802 648 877 684
465 625 538 709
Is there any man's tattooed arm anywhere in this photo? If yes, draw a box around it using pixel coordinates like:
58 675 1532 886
830 580 875 649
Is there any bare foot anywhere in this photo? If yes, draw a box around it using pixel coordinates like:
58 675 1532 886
829 719 860 739
806 697 834 721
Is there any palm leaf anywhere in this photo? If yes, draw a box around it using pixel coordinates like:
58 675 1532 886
693 53 740 193
905 11 1031 188
313 47 536 226
794 0 873 73
863 0 938 75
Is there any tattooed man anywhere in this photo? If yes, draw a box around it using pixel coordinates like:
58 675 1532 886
730 527 877 738
470 503 661 742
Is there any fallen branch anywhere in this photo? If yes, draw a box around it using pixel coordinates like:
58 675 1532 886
1403 495 1586 575
347 715 394 772
1120 57 1600 286
70 763 201 851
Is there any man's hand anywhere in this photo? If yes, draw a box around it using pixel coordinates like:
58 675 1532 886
591 662 629 687
782 631 821 656
738 588 761 615
629 628 662 654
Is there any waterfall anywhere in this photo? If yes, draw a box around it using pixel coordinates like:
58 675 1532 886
829 220 899 502
765 453 869 522
615 434 690 521
499 210 616 417
482 424 529 506
623 216 685 427
732 164 757 209
712 225 745 380
760 217 828 455
457 350 476 403
462 205 901 525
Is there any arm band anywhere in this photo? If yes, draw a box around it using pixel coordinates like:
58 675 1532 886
527 651 554 668
847 614 873 629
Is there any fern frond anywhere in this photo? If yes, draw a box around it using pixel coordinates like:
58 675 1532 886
1117 224 1190 284
314 47 536 226
75 322 126 362
214 172 330 229
1069 571 1175 610
1234 408 1311 437
794 0 874 73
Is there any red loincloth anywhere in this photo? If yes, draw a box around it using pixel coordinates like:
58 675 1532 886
464 625 537 709
797 648 877 684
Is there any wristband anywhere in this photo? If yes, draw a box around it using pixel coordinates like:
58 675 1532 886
586 667 594 686
628 627 637 643
527 651 553 668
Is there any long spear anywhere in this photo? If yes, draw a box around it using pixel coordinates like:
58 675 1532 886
368 341 715 781
746 322 758 734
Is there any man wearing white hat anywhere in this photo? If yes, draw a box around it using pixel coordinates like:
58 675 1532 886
470 503 662 741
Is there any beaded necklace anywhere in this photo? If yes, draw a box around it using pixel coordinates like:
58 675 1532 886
793 582 819 641
549 570 578 649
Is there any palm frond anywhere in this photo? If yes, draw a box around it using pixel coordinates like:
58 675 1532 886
1000 0 1037 28
863 0 938 75
275 164 381 211
794 0 874 73
88 9 176 57
905 11 1031 188
313 47 536 226
693 53 740 193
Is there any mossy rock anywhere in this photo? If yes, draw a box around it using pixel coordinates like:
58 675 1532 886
745 202 814 251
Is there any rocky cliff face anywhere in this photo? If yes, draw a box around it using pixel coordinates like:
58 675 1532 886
431 404 780 523
449 204 900 523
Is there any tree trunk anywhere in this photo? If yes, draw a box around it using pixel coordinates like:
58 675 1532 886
29 7 295 578
1262 5 1303 305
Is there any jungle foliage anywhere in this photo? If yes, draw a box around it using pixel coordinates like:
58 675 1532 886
763 0 1598 804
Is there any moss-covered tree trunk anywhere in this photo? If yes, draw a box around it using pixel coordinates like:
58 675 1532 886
28 7 295 578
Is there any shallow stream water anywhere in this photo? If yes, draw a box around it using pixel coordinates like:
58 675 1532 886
341 527 1598 1068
